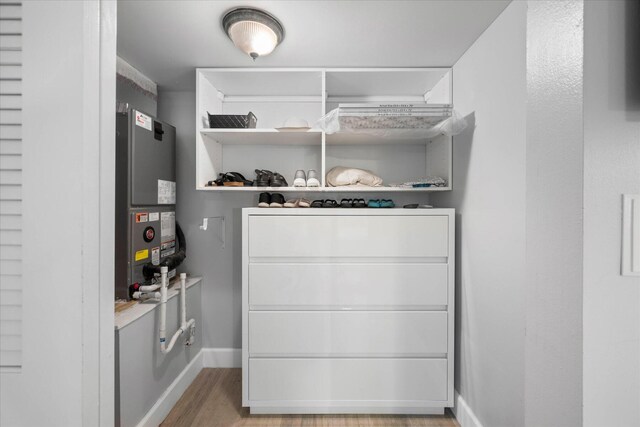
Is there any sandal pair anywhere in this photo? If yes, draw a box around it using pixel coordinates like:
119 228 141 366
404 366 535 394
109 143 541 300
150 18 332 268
368 199 395 208
208 171 253 187
339 198 366 208
284 198 311 208
311 199 339 208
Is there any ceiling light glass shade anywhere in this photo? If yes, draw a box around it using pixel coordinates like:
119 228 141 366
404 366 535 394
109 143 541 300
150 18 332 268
222 8 284 60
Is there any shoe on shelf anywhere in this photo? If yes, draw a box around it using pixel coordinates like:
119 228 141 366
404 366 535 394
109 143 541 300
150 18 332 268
270 172 288 187
270 193 285 207
368 199 381 208
258 192 271 208
284 198 300 208
212 171 253 187
254 169 272 187
306 169 320 187
380 199 395 208
340 198 353 208
293 170 307 187
298 198 311 208
310 199 324 208
353 198 366 208
322 199 339 208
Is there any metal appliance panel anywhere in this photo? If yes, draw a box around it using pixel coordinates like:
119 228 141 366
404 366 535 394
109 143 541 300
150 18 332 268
130 110 176 206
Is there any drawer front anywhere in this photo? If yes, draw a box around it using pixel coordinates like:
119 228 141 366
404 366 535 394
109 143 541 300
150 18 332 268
249 311 448 356
248 215 449 258
249 263 448 308
249 358 448 402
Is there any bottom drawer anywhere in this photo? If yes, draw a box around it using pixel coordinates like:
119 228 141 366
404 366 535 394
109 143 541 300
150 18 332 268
249 358 447 402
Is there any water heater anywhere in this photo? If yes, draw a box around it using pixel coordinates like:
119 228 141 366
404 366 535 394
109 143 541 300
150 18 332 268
115 108 177 300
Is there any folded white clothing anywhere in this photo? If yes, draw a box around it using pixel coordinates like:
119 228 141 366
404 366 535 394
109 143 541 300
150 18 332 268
326 166 383 187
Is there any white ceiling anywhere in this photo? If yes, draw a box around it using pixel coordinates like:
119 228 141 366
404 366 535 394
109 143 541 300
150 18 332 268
117 0 511 91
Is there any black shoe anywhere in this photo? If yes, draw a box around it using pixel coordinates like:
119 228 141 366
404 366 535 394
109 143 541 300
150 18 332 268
340 198 353 208
213 172 254 186
270 172 288 187
353 198 366 208
322 199 339 208
310 199 324 208
227 172 253 186
254 169 272 187
270 193 285 207
258 192 271 208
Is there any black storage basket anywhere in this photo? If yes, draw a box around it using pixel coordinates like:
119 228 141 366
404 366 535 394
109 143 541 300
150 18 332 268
207 112 257 129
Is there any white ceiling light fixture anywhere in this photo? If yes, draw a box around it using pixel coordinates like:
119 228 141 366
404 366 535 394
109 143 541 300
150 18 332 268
222 7 284 61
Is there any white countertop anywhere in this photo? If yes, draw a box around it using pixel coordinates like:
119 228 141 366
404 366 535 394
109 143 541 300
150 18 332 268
114 276 202 330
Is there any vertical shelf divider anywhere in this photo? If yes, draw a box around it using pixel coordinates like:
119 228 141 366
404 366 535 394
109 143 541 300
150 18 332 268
321 70 327 187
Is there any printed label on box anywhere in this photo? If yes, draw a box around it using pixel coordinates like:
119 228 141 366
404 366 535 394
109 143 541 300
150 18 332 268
161 211 175 238
134 249 149 262
160 239 176 258
135 110 152 131
149 212 159 222
151 247 160 265
135 212 148 223
158 180 176 204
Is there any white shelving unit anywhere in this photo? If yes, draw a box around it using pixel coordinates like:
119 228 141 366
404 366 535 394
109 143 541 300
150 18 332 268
196 68 453 192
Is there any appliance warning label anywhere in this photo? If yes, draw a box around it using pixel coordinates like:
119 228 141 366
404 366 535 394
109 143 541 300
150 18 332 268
135 249 149 262
161 211 175 238
158 180 176 204
134 110 152 131
161 240 176 258
151 247 160 265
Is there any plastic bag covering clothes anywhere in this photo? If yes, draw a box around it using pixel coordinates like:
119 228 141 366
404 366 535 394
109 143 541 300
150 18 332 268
326 166 383 187
316 108 468 139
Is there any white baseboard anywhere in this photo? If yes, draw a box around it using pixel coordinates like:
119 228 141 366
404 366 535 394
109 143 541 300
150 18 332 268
136 350 204 427
202 347 241 368
453 391 483 427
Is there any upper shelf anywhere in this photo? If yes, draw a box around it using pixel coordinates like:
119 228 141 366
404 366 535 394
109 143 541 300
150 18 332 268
200 128 322 145
326 131 447 145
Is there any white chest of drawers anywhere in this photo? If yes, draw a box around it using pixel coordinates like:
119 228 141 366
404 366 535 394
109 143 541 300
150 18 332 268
242 208 455 414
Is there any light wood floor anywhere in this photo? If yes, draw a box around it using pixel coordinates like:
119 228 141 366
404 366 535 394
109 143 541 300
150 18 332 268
161 368 459 427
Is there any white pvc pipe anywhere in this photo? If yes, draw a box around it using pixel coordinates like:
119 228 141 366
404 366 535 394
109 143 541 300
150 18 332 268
131 291 161 300
159 270 196 354
159 267 168 351
138 283 160 292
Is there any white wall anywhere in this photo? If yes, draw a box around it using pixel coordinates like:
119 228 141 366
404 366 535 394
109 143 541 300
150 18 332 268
583 1 640 426
430 1 527 426
0 1 115 426
524 2 584 425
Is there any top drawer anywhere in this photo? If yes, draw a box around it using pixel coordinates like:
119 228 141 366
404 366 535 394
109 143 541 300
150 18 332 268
248 215 449 258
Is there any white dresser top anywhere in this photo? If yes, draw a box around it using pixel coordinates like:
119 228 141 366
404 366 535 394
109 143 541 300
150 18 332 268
243 208 455 216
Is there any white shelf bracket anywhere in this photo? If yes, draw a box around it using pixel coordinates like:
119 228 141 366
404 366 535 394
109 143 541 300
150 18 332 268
200 216 226 249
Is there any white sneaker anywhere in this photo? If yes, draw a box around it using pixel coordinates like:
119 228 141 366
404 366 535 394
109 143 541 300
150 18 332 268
293 170 307 187
306 169 320 187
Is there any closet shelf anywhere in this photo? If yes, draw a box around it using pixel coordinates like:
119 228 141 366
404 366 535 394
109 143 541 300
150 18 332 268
197 186 451 192
326 131 439 145
200 128 322 145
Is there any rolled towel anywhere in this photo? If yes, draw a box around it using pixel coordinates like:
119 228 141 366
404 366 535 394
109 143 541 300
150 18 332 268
326 166 383 187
